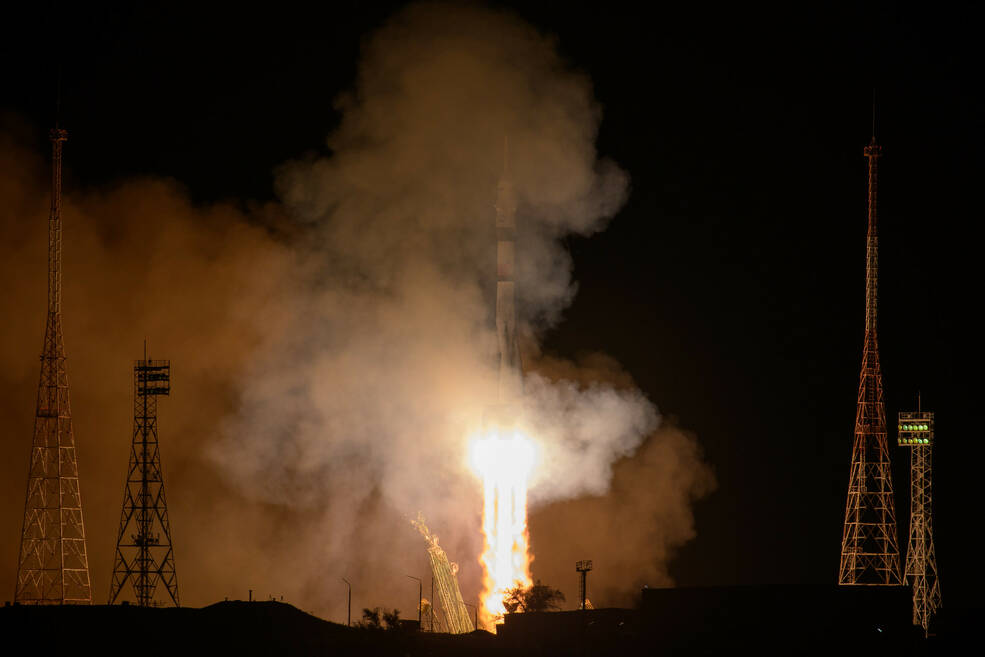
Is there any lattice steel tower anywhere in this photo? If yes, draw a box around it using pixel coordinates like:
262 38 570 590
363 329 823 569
108 353 179 607
838 133 902 586
898 409 941 636
14 127 93 604
411 514 473 634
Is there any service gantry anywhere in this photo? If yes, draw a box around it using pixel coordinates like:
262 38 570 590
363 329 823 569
14 127 93 604
412 514 474 634
838 133 903 586
898 408 941 636
108 352 180 606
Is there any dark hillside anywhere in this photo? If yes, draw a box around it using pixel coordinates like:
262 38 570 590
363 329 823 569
1 587 968 656
0 600 495 657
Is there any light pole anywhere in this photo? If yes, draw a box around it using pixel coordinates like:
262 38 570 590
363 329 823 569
341 578 351 627
575 560 593 610
406 575 422 627
463 602 478 631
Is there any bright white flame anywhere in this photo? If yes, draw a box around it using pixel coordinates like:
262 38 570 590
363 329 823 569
469 428 537 627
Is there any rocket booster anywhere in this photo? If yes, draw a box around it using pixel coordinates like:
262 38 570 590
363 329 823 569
495 139 522 403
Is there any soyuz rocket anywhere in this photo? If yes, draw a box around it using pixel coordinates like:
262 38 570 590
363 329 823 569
495 139 523 405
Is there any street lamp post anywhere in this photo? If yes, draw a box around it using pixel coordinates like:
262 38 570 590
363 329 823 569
341 578 351 627
406 575 422 627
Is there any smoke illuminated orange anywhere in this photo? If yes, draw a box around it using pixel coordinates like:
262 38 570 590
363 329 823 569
469 428 536 628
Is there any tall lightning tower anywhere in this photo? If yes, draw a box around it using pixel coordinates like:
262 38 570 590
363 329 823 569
108 352 179 607
14 127 93 604
897 408 941 636
838 130 903 586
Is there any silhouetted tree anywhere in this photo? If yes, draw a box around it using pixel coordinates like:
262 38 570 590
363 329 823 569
382 608 401 630
503 580 565 613
357 607 401 630
358 607 382 629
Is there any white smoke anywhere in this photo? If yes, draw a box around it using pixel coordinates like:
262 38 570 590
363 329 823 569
204 2 677 610
215 1 642 513
522 374 660 503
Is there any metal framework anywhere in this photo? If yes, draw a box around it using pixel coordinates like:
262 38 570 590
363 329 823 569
838 135 903 586
108 355 179 606
575 560 592 610
421 588 440 632
412 514 474 634
898 410 941 636
14 127 93 604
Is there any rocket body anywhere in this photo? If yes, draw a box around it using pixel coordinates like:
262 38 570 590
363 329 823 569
474 144 535 627
495 153 522 404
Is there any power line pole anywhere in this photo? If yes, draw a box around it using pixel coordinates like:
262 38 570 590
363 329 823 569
342 578 351 627
14 126 92 604
407 575 422 627
108 350 179 606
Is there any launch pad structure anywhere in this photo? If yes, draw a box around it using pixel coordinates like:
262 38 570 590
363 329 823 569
412 514 474 634
897 409 941 636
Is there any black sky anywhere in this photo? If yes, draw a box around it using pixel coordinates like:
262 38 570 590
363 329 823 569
2 1 982 613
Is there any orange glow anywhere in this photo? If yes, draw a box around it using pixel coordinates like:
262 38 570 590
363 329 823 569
469 428 536 628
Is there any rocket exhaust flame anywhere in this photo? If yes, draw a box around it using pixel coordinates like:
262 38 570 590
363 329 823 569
469 427 536 627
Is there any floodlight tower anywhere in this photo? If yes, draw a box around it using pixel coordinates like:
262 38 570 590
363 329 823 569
897 409 941 636
14 127 93 604
838 131 903 586
575 560 593 610
108 351 179 606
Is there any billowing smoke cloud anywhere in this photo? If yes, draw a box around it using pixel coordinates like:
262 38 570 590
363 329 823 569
524 354 715 607
0 2 712 619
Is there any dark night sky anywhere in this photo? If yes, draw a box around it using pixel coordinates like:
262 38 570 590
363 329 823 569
2 1 982 613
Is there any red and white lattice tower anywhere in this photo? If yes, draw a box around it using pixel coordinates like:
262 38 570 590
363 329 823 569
838 133 902 586
14 127 93 604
